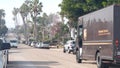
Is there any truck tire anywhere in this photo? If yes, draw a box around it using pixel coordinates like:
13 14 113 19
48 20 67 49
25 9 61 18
73 49 76 55
76 50 82 63
96 53 109 68
63 48 66 53
68 49 71 54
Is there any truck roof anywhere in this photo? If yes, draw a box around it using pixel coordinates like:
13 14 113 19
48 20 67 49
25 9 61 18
79 4 119 19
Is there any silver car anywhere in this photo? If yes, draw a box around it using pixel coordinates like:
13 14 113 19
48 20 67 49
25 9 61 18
63 40 75 53
34 42 42 48
30 41 37 47
41 42 50 49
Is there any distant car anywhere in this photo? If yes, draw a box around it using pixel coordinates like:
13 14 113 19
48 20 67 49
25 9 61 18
10 39 18 48
63 40 75 53
41 42 50 49
30 41 37 47
34 42 42 48
28 41 32 46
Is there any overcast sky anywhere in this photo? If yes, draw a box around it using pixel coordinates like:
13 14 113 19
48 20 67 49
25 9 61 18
0 0 62 28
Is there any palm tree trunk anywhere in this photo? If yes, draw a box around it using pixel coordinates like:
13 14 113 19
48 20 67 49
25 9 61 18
22 16 28 43
33 20 37 41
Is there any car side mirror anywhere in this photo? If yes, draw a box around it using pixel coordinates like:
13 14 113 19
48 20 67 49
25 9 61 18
0 43 11 50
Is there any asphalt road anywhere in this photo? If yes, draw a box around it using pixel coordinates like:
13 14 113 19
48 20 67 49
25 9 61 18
7 44 120 68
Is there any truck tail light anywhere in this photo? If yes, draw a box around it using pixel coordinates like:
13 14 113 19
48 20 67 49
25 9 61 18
115 39 119 47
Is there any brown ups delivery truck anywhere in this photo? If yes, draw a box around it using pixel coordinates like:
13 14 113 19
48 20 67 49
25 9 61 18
75 4 120 68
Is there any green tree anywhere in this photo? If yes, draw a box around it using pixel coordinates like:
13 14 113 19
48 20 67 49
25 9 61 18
0 9 5 19
0 25 8 36
37 13 49 41
12 8 19 24
59 23 69 43
26 0 43 41
59 0 84 28
0 9 8 36
0 9 5 26
20 3 30 42
59 0 120 28
12 8 19 35
37 13 48 26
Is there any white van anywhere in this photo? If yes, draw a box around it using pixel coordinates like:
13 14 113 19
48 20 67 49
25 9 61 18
10 39 18 48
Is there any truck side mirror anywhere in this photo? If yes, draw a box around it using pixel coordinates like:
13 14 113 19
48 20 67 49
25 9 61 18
0 43 11 50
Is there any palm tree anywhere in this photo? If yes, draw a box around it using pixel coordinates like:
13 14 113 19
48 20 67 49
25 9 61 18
0 9 5 19
0 9 8 36
12 8 19 26
20 3 30 42
0 9 5 25
12 8 19 38
28 0 43 41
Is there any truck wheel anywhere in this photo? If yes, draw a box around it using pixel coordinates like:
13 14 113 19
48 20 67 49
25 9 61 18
68 49 71 54
76 50 82 63
96 53 109 68
63 48 66 53
73 49 76 55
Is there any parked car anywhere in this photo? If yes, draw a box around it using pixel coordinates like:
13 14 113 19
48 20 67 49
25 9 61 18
73 44 77 54
30 41 37 47
0 38 11 68
63 40 75 53
28 41 32 46
41 42 50 49
34 42 42 48
9 39 18 48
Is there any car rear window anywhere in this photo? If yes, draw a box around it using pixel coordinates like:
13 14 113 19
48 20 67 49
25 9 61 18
10 40 17 43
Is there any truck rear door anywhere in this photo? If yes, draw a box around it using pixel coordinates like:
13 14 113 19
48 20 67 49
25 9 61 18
113 5 120 63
